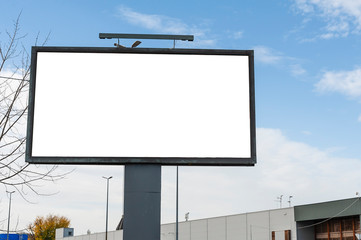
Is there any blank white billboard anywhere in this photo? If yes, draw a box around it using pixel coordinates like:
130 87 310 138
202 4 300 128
26 47 255 165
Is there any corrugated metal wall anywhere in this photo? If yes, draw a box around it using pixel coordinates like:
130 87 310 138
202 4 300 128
161 207 296 240
55 208 296 240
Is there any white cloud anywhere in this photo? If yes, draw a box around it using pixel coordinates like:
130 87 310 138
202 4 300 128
290 64 306 76
315 67 361 98
161 128 361 222
302 130 312 135
5 128 361 234
293 0 361 38
117 6 215 47
253 46 284 65
118 6 188 34
255 128 361 203
358 114 361 122
233 31 244 39
253 46 307 77
2 165 125 235
294 0 314 13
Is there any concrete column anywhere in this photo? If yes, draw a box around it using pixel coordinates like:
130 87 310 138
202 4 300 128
123 164 161 240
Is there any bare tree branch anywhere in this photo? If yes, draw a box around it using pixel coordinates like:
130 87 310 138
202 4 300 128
0 14 71 205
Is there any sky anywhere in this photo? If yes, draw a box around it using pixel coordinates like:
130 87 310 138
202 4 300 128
1 0 361 236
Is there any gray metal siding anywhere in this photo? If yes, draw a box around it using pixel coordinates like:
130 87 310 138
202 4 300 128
294 198 361 221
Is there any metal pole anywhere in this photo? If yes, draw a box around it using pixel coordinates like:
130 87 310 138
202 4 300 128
6 191 15 240
176 166 179 240
250 225 252 240
103 176 112 240
173 39 178 240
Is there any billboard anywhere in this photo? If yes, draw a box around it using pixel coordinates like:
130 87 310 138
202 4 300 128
26 47 256 166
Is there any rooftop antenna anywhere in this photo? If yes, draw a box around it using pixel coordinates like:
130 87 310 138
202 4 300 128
185 212 190 221
288 196 293 207
276 195 283 208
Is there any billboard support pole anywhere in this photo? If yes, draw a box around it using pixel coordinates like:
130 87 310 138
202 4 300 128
123 164 161 240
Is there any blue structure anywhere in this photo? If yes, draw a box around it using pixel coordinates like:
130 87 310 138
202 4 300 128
0 234 28 240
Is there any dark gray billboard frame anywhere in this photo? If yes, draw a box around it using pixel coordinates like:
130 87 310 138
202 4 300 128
26 46 256 166
26 46 256 240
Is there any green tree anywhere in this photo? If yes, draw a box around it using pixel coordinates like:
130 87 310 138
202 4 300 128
27 214 71 240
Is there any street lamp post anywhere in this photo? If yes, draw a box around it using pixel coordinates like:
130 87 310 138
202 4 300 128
6 191 15 240
103 176 113 240
176 166 179 240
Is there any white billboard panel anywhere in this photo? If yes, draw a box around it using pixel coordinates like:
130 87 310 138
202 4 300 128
26 47 255 165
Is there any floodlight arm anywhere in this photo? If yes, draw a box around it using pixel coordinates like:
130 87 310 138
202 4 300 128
99 33 194 41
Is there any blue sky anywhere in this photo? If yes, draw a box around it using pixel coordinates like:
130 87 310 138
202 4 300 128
1 0 361 235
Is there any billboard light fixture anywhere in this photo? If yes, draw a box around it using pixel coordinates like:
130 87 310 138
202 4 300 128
113 40 142 49
99 33 194 41
131 40 142 48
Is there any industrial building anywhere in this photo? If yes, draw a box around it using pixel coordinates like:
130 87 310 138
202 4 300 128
56 197 361 240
